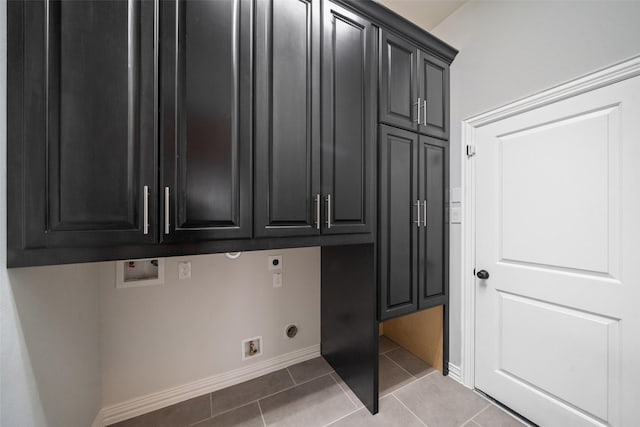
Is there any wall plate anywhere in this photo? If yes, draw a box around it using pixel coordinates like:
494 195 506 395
116 258 165 288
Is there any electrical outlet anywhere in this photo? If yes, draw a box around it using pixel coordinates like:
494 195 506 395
178 261 191 279
272 272 282 288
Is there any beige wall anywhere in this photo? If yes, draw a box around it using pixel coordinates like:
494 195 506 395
431 0 640 367
0 2 104 426
99 247 320 406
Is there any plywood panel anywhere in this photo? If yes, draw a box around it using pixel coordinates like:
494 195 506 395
382 305 443 371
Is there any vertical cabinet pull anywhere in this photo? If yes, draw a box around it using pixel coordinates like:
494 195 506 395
414 200 421 227
326 194 332 229
423 99 427 125
315 194 320 230
164 187 170 235
143 185 149 235
415 97 421 124
423 200 427 228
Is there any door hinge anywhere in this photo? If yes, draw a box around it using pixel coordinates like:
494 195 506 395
466 145 476 157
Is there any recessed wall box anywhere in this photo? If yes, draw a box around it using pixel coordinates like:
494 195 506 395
116 258 165 288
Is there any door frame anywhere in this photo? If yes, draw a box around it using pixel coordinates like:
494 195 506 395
459 54 640 389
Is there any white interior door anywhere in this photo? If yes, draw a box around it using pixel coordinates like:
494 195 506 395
474 75 640 427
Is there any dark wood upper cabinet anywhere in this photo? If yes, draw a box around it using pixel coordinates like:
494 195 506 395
321 1 376 235
160 0 252 242
254 0 322 237
380 30 450 140
380 30 418 132
378 125 418 320
418 136 448 309
418 52 450 140
8 0 157 251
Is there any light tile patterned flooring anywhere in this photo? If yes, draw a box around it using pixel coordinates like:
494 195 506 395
110 337 527 427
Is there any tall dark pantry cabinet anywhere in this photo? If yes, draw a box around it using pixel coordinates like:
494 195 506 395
7 0 456 418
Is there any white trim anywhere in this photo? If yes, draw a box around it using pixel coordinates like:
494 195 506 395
465 55 640 128
91 410 103 427
460 54 640 389
447 363 462 385
102 344 320 426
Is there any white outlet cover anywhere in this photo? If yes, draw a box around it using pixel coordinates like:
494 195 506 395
268 255 282 271
178 261 191 279
272 272 282 288
450 206 462 224
241 336 263 360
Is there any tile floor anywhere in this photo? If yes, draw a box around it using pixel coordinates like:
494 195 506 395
110 337 527 427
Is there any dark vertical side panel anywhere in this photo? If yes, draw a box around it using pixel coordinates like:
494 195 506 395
321 1 376 235
161 0 251 242
379 125 418 320
19 0 156 249
418 51 449 140
379 30 417 132
322 244 378 415
254 0 320 237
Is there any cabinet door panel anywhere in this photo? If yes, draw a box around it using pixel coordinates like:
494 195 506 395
380 30 418 132
418 137 447 309
379 126 418 320
17 0 156 248
161 0 251 242
254 0 321 237
321 1 376 234
418 51 449 139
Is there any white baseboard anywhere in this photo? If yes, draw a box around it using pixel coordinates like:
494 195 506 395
102 344 320 426
90 410 103 427
447 363 462 384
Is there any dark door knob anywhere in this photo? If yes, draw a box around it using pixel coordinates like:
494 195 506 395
477 270 490 280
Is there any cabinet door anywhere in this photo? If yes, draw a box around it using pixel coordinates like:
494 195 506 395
418 51 450 140
254 0 321 237
418 136 447 309
379 30 418 132
321 1 376 235
160 0 252 242
13 0 157 249
379 125 419 320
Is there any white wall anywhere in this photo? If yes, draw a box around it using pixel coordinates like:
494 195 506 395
0 2 104 426
99 247 320 407
431 0 640 367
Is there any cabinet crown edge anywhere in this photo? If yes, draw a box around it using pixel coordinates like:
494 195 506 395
335 0 459 64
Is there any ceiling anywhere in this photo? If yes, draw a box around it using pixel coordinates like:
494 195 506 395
376 0 467 31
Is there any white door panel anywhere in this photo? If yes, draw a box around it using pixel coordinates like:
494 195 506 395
475 76 640 427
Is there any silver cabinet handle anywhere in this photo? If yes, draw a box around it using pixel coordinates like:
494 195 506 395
414 200 421 227
315 194 320 230
164 187 170 234
423 200 427 228
326 194 332 229
423 99 427 125
415 97 421 124
143 185 149 235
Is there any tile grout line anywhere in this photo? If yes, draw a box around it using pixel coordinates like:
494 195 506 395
322 406 362 427
457 402 492 427
256 399 267 427
328 373 359 409
285 367 298 385
383 368 438 398
379 346 400 355
390 394 428 427
382 352 420 380
209 393 213 419
209 371 335 420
